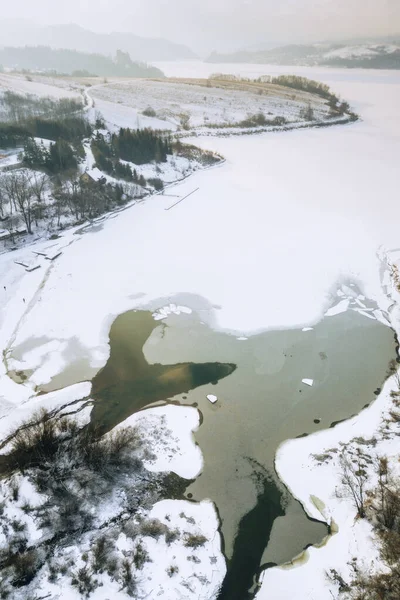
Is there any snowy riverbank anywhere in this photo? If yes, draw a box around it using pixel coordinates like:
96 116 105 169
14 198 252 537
254 251 400 599
0 64 399 598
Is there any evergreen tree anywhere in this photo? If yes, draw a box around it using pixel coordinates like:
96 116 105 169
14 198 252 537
46 140 78 173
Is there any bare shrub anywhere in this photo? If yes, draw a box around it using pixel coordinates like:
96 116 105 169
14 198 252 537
5 411 142 489
349 564 400 599
380 529 400 564
11 549 41 587
184 534 208 549
187 554 201 564
339 450 368 518
10 519 26 533
165 527 180 545
148 177 164 191
140 518 168 539
166 564 179 577
71 566 97 598
300 104 315 121
92 535 115 574
179 113 191 130
326 568 350 593
142 106 157 117
9 478 19 501
77 425 142 476
133 542 151 570
120 559 137 596
10 408 59 471
345 456 400 598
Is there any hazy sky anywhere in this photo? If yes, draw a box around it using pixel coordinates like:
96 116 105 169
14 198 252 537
2 0 400 52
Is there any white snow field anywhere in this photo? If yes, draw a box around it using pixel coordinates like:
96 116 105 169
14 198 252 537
0 63 399 598
88 77 333 132
0 72 81 100
323 44 400 60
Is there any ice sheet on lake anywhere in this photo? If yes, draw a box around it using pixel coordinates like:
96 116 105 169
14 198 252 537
152 304 193 320
325 299 349 317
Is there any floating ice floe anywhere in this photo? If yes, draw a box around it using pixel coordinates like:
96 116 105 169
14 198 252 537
302 327 314 332
325 299 349 317
342 284 358 298
353 308 376 320
207 394 218 404
373 310 391 326
354 298 367 309
152 304 192 321
236 336 248 341
302 378 314 387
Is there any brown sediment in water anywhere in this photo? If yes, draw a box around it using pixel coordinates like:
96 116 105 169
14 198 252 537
90 310 236 435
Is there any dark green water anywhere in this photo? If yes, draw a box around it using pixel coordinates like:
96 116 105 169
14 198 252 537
91 310 236 434
49 294 396 600
89 300 396 599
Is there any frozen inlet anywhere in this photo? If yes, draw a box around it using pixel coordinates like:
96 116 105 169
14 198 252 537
207 394 218 404
302 378 314 387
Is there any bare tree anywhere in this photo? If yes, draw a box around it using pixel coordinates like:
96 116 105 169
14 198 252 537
339 449 368 518
373 456 400 531
30 173 49 226
0 184 6 218
1 171 36 234
4 214 21 244
0 174 15 215
30 172 48 205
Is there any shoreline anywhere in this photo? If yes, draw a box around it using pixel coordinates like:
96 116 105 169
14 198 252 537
254 251 400 599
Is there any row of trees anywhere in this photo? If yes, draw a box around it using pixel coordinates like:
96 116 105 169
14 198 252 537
0 91 83 125
0 115 92 149
23 138 79 174
111 128 173 165
270 75 354 118
0 168 136 240
271 74 338 102
0 91 91 149
52 179 127 223
91 133 147 184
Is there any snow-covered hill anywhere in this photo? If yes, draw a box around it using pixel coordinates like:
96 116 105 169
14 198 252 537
207 42 400 69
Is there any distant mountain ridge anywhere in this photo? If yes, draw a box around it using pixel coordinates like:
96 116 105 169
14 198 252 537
207 42 400 69
0 20 197 62
0 46 164 78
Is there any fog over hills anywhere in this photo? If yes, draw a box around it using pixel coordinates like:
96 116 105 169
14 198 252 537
0 20 197 62
207 40 400 69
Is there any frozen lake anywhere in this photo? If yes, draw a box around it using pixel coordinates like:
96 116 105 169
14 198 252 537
87 299 395 599
1 60 399 600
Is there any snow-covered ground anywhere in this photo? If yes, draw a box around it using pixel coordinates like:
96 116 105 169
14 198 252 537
254 251 400 600
0 72 81 100
324 44 400 60
0 390 225 599
0 147 22 169
0 63 399 597
88 78 333 132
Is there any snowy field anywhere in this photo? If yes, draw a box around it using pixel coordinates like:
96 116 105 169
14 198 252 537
0 72 82 100
0 63 399 597
88 77 333 132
